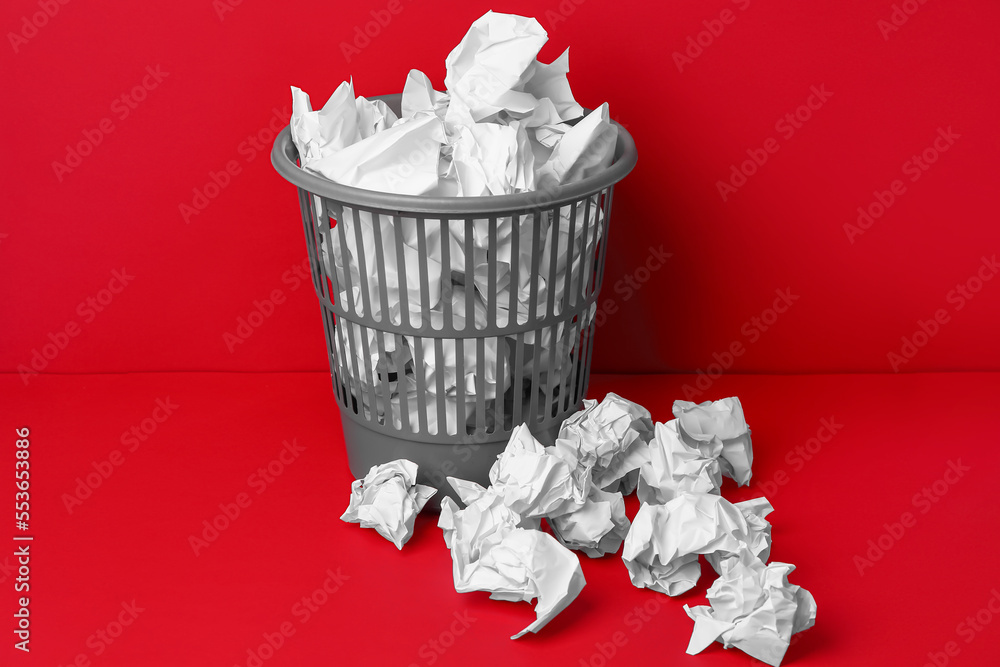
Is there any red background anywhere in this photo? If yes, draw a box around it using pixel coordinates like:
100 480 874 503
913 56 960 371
5 372 1000 666
2 1 1000 666
2 0 999 375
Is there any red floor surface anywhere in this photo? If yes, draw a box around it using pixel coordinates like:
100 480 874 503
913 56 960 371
2 371 998 666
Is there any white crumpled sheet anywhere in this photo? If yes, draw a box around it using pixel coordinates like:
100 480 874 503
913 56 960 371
340 459 436 549
673 397 754 486
438 471 585 639
684 546 817 666
637 419 722 504
552 393 654 494
549 485 630 558
489 423 588 519
622 492 773 596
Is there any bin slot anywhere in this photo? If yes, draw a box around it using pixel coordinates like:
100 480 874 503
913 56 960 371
369 210 392 325
391 213 411 330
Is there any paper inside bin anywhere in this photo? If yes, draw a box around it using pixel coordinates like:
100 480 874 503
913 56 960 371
291 11 620 435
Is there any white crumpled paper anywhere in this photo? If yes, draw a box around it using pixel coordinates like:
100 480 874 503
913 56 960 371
549 485 630 557
552 393 654 494
490 423 587 519
439 479 524 552
535 102 618 189
290 81 399 165
340 459 436 549
442 12 583 130
684 547 817 666
345 395 815 655
706 496 774 571
637 419 722 504
438 472 585 639
673 397 754 486
622 493 773 596
289 11 619 434
291 81 446 196
478 417 634 558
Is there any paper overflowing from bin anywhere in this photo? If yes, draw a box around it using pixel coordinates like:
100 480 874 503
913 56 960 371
340 459 436 549
684 547 817 666
289 11 619 435
443 12 581 129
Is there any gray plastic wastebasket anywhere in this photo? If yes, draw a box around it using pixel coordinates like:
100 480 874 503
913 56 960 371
271 94 637 505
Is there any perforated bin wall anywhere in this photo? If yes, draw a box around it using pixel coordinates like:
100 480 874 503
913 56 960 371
272 94 637 499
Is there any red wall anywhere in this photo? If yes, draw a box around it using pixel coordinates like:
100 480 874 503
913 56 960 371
2 0 998 377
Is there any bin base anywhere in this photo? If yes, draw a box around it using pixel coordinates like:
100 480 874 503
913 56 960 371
340 416 560 511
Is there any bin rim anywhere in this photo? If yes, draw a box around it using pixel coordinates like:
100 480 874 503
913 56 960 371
271 93 637 215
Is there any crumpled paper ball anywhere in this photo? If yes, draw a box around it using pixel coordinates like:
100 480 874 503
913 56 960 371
549 485 630 557
340 459 436 549
684 546 817 666
553 392 654 494
637 419 722 504
622 492 773 596
438 475 585 639
489 423 587 519
673 397 754 486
